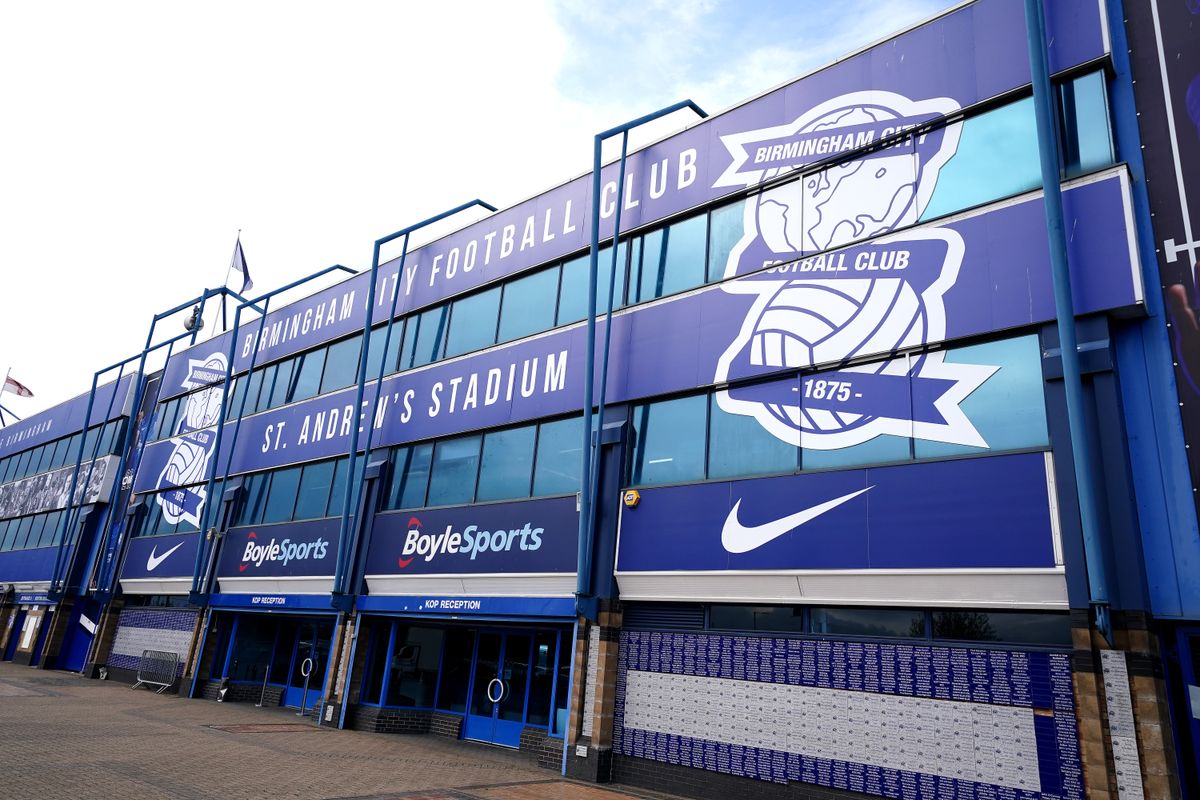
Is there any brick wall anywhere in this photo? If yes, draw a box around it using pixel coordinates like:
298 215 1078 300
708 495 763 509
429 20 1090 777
519 726 566 770
345 705 464 739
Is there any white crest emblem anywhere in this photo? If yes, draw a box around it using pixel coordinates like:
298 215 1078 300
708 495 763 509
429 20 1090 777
155 353 227 527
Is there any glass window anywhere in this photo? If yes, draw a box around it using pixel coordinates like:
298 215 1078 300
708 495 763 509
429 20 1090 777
707 199 748 282
499 267 559 343
631 395 707 486
267 358 296 409
630 215 708 303
557 243 628 325
386 443 433 510
294 460 335 520
44 511 65 547
708 388 798 479
384 626 443 708
1059 71 1113 178
261 467 301 524
322 334 363 394
403 306 449 370
254 364 279 415
325 456 366 518
811 607 926 638
921 98 1040 221
13 516 34 549
799 357 912 470
31 445 50 475
476 425 536 502
526 630 558 727
25 515 46 549
533 417 582 496
360 622 390 704
932 610 1071 647
426 435 481 507
436 628 475 713
241 368 265 416
15 448 32 478
0 520 14 551
445 287 501 358
710 605 806 633
914 335 1048 459
367 322 405 381
289 348 326 404
237 472 270 526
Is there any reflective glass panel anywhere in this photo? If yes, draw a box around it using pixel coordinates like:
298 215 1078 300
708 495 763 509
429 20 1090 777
267 358 295 409
932 610 1071 646
386 443 433 510
321 334 363 394
533 417 582 496
708 199 748 282
294 460 335 520
367 322 405 381
237 472 270 526
921 98 1040 221
499 267 559 343
914 335 1047 459
708 388 798 479
811 607 925 638
261 467 301 524
436 628 475 713
557 243 628 325
385 626 443 708
630 395 707 486
426 435 481 506
1059 71 1113 177
290 348 326 403
476 425 536 501
709 605 806 633
445 287 501 358
404 306 449 369
630 215 708 303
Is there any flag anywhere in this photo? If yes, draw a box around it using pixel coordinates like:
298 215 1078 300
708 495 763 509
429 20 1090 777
230 237 253 294
3 375 33 398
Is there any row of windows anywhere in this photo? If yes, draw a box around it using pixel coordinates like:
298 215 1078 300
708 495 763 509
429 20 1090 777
630 334 1048 487
149 73 1112 439
0 419 127 486
384 415 581 510
0 509 68 552
703 604 1072 647
358 622 571 735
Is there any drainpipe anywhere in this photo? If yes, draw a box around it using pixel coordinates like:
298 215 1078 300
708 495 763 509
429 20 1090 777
1024 0 1112 640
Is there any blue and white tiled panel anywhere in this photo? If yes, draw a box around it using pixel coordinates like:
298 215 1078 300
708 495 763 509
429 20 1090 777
613 631 1083 800
108 607 198 676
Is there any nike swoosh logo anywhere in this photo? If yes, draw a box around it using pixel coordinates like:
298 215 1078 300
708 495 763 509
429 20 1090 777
146 542 185 572
398 557 414 569
721 487 873 554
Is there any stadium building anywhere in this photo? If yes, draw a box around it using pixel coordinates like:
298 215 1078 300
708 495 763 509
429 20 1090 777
3 1 1200 797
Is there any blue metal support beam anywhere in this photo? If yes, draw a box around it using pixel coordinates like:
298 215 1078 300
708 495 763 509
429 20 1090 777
1024 0 1112 639
185 265 358 604
576 100 707 621
329 200 497 608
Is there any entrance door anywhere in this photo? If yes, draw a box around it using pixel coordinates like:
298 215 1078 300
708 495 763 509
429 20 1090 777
464 631 532 747
283 619 333 713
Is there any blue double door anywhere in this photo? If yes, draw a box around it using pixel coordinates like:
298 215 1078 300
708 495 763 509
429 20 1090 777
463 631 533 748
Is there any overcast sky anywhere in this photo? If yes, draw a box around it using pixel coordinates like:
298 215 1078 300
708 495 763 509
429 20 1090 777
0 0 951 418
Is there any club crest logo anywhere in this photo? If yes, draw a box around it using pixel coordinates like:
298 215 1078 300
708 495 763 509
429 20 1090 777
155 353 227 527
711 91 997 450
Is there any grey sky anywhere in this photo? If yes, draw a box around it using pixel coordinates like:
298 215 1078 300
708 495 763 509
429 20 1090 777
0 0 952 418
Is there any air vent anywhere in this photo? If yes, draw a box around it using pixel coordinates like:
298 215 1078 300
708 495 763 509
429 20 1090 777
622 602 704 631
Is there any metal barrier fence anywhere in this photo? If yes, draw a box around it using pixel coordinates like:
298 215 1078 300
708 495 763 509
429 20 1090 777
131 649 179 693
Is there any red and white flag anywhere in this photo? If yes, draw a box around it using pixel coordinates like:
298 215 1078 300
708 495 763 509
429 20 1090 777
3 375 33 398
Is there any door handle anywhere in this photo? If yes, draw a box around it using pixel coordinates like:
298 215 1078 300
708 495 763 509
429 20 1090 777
486 677 504 704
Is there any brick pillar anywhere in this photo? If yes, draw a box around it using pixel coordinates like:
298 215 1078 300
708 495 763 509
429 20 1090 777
317 611 354 726
1073 610 1183 800
566 603 622 782
0 603 16 654
86 597 125 678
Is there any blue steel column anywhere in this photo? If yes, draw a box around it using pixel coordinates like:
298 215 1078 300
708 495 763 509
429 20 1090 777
329 200 496 608
576 101 707 620
1024 0 1112 637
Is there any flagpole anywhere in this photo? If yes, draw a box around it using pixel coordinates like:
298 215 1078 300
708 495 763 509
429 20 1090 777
221 230 241 332
0 367 9 404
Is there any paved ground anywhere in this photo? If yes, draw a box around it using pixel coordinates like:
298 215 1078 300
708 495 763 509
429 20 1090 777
0 662 666 800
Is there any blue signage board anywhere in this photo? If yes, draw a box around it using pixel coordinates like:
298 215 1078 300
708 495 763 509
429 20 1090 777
0 373 136 458
216 518 340 579
134 172 1141 503
208 593 336 611
16 592 52 605
356 594 575 619
366 496 579 576
154 0 1108 400
0 546 75 584
616 452 1056 572
119 531 200 581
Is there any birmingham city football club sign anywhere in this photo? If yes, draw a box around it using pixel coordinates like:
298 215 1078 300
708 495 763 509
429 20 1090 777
154 354 227 528
712 91 997 450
